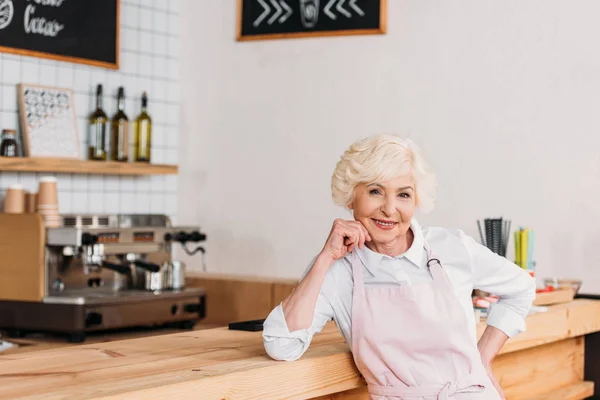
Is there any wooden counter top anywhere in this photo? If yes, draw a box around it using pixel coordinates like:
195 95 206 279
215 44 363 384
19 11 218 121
0 299 599 400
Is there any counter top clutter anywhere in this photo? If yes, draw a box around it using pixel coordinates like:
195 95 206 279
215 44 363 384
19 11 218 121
0 299 598 400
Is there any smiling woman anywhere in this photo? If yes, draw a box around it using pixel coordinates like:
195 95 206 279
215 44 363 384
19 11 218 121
262 134 536 400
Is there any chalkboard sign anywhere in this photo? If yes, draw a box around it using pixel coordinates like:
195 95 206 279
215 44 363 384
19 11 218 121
237 0 386 41
0 0 119 69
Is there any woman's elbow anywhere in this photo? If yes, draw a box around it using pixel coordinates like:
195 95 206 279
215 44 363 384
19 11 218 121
263 337 307 362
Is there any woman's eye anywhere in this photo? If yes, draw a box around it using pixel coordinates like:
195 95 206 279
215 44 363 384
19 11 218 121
399 193 411 198
369 189 380 195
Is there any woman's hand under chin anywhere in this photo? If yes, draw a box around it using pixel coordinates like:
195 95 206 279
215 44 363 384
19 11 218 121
319 219 371 263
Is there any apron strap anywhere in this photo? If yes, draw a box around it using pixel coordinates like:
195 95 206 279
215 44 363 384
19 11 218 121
368 372 486 399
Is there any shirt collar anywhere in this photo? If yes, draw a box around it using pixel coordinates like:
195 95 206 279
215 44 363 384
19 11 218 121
355 218 426 274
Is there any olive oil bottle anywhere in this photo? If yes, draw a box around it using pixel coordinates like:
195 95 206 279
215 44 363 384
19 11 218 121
88 84 108 160
110 86 129 162
133 91 152 162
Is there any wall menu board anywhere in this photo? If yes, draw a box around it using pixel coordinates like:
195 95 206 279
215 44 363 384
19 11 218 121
237 0 386 41
0 0 119 69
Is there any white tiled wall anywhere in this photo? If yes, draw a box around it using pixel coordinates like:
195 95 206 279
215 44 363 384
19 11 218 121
0 0 180 223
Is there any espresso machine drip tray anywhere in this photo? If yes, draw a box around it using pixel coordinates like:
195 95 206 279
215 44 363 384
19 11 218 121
43 288 205 305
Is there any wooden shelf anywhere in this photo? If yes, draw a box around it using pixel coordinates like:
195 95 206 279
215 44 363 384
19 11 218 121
0 157 178 176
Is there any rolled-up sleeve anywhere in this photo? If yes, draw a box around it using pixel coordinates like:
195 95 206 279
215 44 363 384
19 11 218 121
461 231 536 337
262 261 335 361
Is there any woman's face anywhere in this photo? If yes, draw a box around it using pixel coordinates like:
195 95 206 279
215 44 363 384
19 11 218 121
349 175 416 244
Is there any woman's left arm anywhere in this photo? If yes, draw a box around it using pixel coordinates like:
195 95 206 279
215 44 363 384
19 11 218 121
460 230 536 342
460 231 536 399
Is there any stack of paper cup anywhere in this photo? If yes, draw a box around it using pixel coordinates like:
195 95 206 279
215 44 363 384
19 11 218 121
37 177 60 227
3 184 25 214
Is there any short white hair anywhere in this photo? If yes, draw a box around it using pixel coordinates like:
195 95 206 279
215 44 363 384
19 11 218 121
331 134 437 213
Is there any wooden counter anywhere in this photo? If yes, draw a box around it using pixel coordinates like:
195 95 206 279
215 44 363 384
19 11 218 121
0 299 599 400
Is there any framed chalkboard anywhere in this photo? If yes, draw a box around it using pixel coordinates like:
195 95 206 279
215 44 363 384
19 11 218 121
0 0 119 69
237 0 386 41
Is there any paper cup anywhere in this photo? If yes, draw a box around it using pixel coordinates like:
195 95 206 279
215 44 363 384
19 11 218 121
3 185 25 214
37 177 58 209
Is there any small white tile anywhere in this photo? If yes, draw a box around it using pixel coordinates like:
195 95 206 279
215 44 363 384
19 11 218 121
87 175 104 192
140 31 152 54
39 63 57 86
169 127 179 148
120 192 135 213
140 0 154 8
1 111 18 130
2 86 17 111
1 172 19 187
168 14 180 37
150 192 164 212
58 191 72 214
151 79 167 102
165 193 177 214
139 55 152 77
104 175 120 191
104 192 120 213
151 148 164 164
155 0 169 10
56 173 73 191
71 192 89 213
122 27 139 52
151 125 164 146
75 94 90 118
71 174 89 191
169 0 181 13
2 59 21 84
150 175 164 191
134 192 151 213
22 61 39 84
119 176 135 192
167 82 179 102
165 175 177 192
90 68 108 87
167 59 179 80
120 52 137 75
134 175 150 192
153 57 167 79
88 192 104 213
56 65 74 87
155 105 168 125
18 173 38 192
74 66 92 92
154 34 167 57
165 148 178 164
79 141 88 159
140 8 152 30
107 71 124 91
138 77 152 98
122 3 139 27
168 36 179 58
154 9 168 33
167 104 179 124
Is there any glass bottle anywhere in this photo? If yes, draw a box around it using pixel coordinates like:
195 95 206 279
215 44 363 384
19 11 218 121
110 86 129 162
0 129 19 157
134 91 152 162
88 84 108 160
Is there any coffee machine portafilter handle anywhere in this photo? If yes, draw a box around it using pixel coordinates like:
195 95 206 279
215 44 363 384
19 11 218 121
133 260 161 273
99 262 131 275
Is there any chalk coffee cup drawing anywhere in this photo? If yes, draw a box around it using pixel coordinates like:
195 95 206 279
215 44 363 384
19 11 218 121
300 0 319 28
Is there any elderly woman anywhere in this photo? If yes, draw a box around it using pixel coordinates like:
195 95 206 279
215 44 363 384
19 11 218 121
262 134 536 399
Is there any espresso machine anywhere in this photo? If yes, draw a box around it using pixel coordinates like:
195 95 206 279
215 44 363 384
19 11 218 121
0 213 207 342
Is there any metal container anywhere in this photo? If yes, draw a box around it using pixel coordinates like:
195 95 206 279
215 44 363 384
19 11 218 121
168 261 186 290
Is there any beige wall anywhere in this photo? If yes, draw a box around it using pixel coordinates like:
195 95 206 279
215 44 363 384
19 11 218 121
179 0 600 293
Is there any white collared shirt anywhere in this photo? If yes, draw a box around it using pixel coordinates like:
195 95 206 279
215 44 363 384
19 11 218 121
263 219 537 361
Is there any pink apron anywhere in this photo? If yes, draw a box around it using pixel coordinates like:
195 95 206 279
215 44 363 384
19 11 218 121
350 243 501 400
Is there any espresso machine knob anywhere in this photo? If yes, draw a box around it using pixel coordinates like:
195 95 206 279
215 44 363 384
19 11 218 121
81 233 98 246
